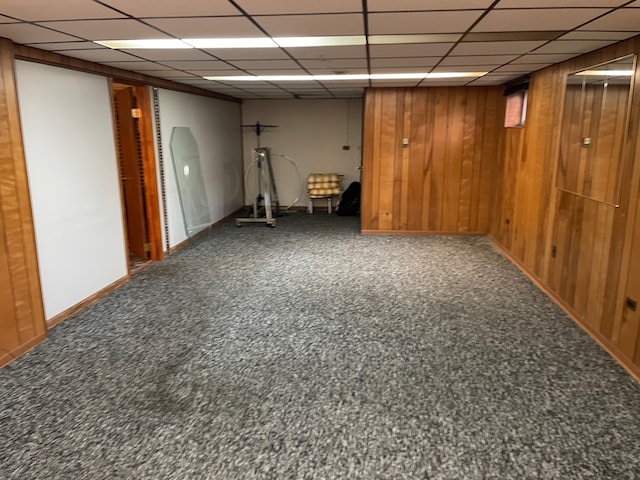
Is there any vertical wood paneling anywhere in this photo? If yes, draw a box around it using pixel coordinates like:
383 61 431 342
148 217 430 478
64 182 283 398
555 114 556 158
0 38 46 367
362 86 502 234
491 36 640 379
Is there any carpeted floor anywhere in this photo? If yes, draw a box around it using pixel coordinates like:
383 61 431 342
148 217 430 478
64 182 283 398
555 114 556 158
1 213 640 479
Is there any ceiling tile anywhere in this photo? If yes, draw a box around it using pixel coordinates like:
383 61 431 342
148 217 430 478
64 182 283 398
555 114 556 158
61 48 140 62
579 8 640 31
370 57 439 68
100 0 241 17
144 70 200 79
0 15 19 22
307 68 369 75
122 49 216 61
234 0 362 14
533 40 615 54
157 60 232 70
451 40 545 55
439 55 520 66
496 0 625 7
203 48 291 61
144 17 264 38
512 53 576 64
253 14 364 36
560 31 634 41
299 58 368 69
24 41 101 51
0 0 125 21
492 63 544 72
369 43 454 58
472 8 609 32
368 0 494 10
463 31 562 42
0 23 79 43
188 69 246 76
368 11 483 34
226 59 302 70
36 19 167 40
431 65 498 72
285 45 367 60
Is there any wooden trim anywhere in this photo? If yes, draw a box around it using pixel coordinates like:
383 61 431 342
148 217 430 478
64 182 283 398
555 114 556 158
0 332 47 369
362 230 485 236
135 85 164 261
46 276 129 329
0 37 47 365
490 234 640 383
11 43 240 104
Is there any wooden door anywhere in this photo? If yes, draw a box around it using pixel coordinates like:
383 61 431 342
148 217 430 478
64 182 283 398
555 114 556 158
114 87 148 261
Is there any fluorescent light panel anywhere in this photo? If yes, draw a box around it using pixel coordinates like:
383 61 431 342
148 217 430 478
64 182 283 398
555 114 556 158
95 39 192 49
185 38 277 48
205 72 487 82
574 70 634 76
96 34 468 50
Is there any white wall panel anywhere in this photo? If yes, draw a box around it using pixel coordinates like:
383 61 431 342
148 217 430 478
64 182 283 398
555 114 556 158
156 89 243 248
15 60 127 320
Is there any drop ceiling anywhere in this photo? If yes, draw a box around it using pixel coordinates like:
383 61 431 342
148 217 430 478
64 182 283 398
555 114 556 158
1 0 639 99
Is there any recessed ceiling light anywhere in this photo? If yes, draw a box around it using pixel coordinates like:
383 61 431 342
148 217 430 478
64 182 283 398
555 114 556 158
95 39 193 49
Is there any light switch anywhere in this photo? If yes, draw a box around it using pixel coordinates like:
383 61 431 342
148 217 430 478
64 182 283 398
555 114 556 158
402 138 409 147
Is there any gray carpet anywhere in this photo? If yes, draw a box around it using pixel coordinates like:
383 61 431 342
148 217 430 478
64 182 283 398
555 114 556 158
1 213 640 479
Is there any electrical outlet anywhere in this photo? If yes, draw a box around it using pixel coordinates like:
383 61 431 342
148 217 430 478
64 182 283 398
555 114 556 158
342 145 350 150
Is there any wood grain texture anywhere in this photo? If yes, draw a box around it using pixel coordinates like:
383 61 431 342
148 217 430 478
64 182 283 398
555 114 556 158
0 38 46 368
362 87 502 234
557 83 631 205
134 86 164 261
491 35 640 377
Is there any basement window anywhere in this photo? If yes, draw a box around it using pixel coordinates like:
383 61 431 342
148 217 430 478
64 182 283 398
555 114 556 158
504 90 528 127
503 80 529 128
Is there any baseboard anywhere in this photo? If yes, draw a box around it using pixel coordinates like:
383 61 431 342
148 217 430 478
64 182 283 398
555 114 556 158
0 333 48 369
488 235 640 383
361 229 485 236
169 207 246 254
47 276 129 329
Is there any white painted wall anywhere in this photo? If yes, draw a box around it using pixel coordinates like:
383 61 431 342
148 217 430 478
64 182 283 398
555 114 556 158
156 89 243 248
241 99 363 208
15 61 127 320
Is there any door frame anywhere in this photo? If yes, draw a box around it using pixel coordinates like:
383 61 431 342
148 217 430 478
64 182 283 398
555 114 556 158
110 79 164 264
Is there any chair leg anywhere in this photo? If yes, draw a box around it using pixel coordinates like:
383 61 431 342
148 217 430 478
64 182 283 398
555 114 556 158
328 197 332 214
308 199 313 214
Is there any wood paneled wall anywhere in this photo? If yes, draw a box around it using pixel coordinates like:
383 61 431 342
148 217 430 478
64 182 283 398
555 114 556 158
362 87 502 234
0 38 46 367
491 36 640 380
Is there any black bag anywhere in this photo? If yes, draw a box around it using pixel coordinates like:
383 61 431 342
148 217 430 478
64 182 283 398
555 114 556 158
336 181 361 216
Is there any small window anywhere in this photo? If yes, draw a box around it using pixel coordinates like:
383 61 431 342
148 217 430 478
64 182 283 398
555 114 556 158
504 90 528 128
